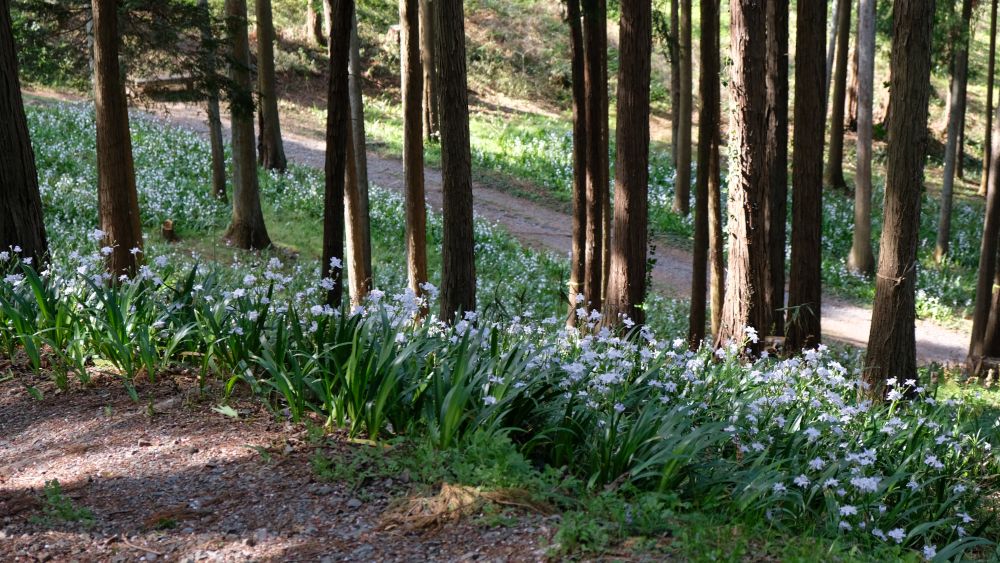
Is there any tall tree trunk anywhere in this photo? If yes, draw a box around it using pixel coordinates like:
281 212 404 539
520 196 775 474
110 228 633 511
690 0 720 345
582 0 607 313
824 0 840 107
824 0 851 191
419 0 439 141
863 0 934 400
600 6 611 303
604 0 651 326
969 104 1000 373
673 0 692 215
306 0 326 46
322 0 353 306
708 5 724 338
437 0 476 320
224 0 271 250
845 32 859 131
935 0 973 262
344 9 372 306
670 0 679 170
400 0 427 302
256 0 286 171
982 0 998 197
848 0 876 275
717 0 768 353
92 0 143 277
764 0 788 337
568 0 587 326
0 0 48 265
786 0 827 352
198 0 227 202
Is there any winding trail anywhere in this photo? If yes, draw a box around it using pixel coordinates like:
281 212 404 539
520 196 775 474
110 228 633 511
25 90 973 365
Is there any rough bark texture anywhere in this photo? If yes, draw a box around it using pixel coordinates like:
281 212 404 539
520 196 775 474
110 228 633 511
0 0 48 265
670 0 679 170
322 0 353 306
935 0 973 262
400 0 427 300
824 0 851 191
599 12 610 303
255 0 287 172
92 0 143 277
863 0 934 400
982 0 998 197
198 0 227 202
419 0 439 141
848 0 875 275
672 0 692 215
604 0 651 327
568 0 587 325
582 0 607 313
786 0 827 353
437 0 476 321
717 0 767 353
224 0 271 250
707 5 724 338
689 0 720 345
969 102 1000 372
345 10 372 306
764 0 788 337
824 0 840 108
845 35 859 130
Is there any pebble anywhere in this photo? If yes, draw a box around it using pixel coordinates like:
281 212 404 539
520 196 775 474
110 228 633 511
346 498 362 509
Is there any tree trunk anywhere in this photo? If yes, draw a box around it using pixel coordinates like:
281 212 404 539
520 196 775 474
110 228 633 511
344 9 372 306
568 0 587 326
824 0 851 191
982 0 998 197
672 0 692 215
400 0 427 303
764 0 788 337
690 0 720 345
437 0 476 320
846 30 859 131
255 0 286 172
0 0 48 265
717 0 767 353
92 0 143 277
862 0 934 400
848 0 875 276
306 0 326 46
670 0 679 170
600 10 610 303
322 0 353 306
419 0 439 141
198 0 227 202
582 0 608 313
224 0 271 250
786 0 827 353
708 4 724 338
968 103 1000 373
935 0 973 262
824 0 840 107
604 0 651 327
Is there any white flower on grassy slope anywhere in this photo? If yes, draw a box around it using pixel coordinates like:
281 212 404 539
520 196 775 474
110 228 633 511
887 528 905 543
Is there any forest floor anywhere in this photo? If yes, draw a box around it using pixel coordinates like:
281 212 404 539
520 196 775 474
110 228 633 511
23 88 972 365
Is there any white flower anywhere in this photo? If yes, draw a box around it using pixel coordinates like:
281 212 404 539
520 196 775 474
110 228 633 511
922 544 936 560
483 396 498 405
850 476 880 493
793 474 810 488
809 457 825 471
100 246 113 256
130 247 142 255
744 326 759 344
924 454 944 470
872 528 886 541
772 482 787 494
887 528 905 543
89 228 106 241
329 256 343 270
839 505 858 516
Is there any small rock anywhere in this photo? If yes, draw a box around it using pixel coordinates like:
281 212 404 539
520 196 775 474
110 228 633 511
350 544 374 558
138 439 152 447
346 498 362 509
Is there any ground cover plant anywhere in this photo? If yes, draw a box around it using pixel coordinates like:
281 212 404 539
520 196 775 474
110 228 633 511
3 102 1000 559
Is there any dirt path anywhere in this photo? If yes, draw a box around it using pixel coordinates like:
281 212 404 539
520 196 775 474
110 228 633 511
24 90 973 365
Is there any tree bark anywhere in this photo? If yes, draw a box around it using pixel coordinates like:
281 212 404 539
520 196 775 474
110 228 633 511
824 0 851 192
92 0 143 277
672 0 692 215
717 0 768 353
344 9 372 306
198 0 227 202
419 0 439 141
969 102 1000 372
224 0 271 250
690 0 720 345
582 0 607 313
568 0 587 326
708 5 724 338
848 0 875 276
786 0 827 353
0 0 48 265
255 0 287 172
983 0 998 197
400 0 427 302
437 0 476 320
306 0 326 46
604 0 651 327
322 0 353 306
764 0 788 337
824 0 840 108
863 0 934 400
846 30 859 131
935 0 973 262
670 0 679 171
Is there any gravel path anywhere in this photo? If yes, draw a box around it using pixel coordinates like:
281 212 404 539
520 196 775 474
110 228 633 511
24 90 974 365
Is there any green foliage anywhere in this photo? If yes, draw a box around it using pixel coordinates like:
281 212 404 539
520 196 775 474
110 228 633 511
31 480 94 527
